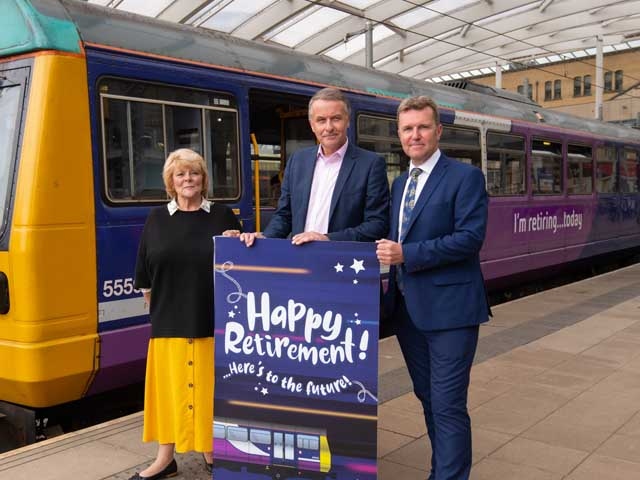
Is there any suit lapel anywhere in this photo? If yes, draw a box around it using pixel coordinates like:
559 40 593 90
329 144 356 221
391 172 408 241
298 151 317 226
403 156 448 237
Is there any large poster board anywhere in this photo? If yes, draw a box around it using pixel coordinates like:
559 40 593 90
213 237 379 480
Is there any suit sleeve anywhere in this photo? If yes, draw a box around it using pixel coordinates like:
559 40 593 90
402 167 487 272
262 154 294 238
327 154 390 242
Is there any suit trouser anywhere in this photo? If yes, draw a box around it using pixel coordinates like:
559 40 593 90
395 296 479 480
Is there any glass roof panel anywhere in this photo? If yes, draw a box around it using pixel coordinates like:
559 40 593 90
572 50 588 57
392 0 477 30
325 25 395 61
109 0 174 17
200 0 277 33
270 7 349 47
341 0 383 8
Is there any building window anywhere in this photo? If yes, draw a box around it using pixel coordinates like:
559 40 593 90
544 81 552 101
583 75 592 96
615 70 623 91
553 80 562 99
516 84 532 100
604 71 612 92
573 77 582 97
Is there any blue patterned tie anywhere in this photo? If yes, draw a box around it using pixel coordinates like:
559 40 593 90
396 168 422 294
400 168 422 241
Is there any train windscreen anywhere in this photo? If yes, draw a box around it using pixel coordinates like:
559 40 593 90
0 74 24 233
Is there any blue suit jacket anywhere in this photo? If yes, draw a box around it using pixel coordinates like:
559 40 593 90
263 143 389 241
388 154 490 330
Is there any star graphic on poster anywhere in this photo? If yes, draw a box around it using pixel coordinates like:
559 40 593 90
353 279 358 285
228 310 236 318
355 319 361 325
334 262 344 273
260 387 269 396
350 259 365 274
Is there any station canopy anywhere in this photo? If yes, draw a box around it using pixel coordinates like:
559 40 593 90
89 0 640 83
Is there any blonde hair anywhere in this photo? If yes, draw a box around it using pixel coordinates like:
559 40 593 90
162 148 209 199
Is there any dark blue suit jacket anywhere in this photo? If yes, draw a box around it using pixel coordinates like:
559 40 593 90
388 154 490 330
263 143 389 241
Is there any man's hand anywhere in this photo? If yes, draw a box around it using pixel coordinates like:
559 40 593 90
291 231 329 245
238 232 265 247
376 239 404 266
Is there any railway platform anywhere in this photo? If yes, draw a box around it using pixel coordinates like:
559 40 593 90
1 263 640 480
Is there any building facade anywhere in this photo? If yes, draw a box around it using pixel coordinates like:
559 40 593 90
473 48 640 128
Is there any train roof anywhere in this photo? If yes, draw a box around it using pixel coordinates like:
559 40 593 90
4 0 640 145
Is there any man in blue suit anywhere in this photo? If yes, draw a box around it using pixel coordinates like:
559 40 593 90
376 96 490 480
239 87 389 246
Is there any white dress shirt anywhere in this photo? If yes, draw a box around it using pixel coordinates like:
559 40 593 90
398 149 441 240
304 140 349 233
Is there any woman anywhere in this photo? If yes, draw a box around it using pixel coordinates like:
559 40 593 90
132 148 241 479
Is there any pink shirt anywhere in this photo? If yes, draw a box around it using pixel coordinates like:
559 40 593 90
304 140 349 233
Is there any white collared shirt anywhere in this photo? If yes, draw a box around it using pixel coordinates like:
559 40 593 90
167 197 211 216
304 140 349 233
398 149 441 240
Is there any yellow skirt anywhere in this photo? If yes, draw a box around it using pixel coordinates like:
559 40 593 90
142 337 214 453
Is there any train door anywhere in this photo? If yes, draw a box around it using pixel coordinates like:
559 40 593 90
272 430 296 468
564 137 595 257
618 146 640 238
592 143 619 244
248 89 315 230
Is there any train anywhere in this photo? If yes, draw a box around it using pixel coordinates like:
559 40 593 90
213 417 332 479
0 0 639 445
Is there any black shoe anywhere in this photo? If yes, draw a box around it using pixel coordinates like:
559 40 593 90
128 459 178 480
203 453 213 473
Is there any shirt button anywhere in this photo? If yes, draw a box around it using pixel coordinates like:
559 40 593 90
188 383 193 388
188 339 193 344
188 405 193 410
188 361 193 366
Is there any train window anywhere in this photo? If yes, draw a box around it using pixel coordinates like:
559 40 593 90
356 114 407 184
250 429 271 444
486 133 525 196
213 423 226 439
99 78 240 203
440 126 481 169
0 83 22 231
531 138 562 195
227 426 248 442
567 144 593 195
297 434 319 451
620 149 639 193
544 81 552 101
596 146 616 193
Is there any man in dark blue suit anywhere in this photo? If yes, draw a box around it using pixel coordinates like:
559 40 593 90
376 96 490 480
239 87 389 246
